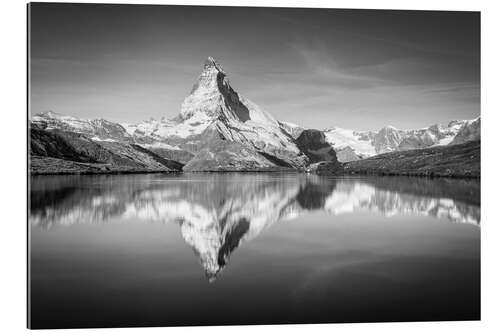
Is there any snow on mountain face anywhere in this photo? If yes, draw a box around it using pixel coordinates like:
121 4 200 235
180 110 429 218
373 125 403 153
278 121 305 139
323 127 376 159
450 117 481 145
32 111 133 143
121 117 181 145
324 118 479 161
180 57 230 122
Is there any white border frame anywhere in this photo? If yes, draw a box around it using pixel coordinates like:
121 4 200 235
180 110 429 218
2 1 498 332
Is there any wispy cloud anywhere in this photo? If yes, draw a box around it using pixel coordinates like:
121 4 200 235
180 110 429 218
287 41 389 88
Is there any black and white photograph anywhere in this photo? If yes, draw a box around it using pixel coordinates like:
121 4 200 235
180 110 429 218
27 2 481 330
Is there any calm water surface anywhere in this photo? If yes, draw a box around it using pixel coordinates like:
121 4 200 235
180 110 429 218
29 173 480 328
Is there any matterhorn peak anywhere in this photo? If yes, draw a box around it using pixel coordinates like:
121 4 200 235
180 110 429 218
180 57 232 120
203 56 225 74
174 57 308 169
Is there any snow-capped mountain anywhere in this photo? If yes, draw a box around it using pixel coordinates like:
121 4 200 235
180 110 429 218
122 57 309 169
324 118 480 161
32 111 133 143
450 117 481 145
323 127 377 158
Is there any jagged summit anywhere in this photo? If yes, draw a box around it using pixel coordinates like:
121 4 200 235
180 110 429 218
181 57 231 120
204 56 225 74
181 56 278 125
187 56 225 95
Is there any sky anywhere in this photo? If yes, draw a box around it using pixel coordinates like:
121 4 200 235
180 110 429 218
29 3 480 130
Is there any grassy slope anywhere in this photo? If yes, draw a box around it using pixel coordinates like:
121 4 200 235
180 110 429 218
30 156 178 175
342 140 480 178
30 128 182 174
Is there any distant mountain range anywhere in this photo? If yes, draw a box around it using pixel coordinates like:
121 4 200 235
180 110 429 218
322 118 480 161
30 57 481 173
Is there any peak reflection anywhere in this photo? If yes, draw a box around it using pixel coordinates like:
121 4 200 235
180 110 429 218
30 174 480 280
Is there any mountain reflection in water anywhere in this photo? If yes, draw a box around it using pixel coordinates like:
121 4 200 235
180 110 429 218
30 174 480 280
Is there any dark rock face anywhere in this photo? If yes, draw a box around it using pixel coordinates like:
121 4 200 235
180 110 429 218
213 218 250 281
129 144 185 171
216 71 251 123
295 129 338 164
